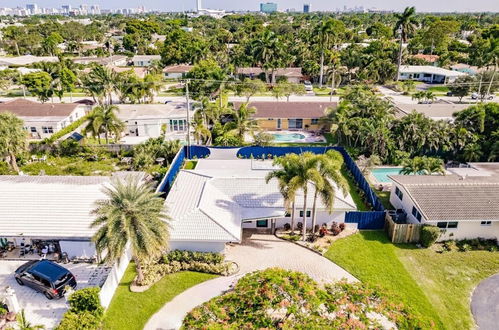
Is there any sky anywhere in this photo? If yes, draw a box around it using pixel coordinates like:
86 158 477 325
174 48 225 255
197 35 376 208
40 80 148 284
2 0 499 12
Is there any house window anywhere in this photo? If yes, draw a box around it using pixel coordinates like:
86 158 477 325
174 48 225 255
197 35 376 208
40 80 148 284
480 221 492 226
311 118 319 125
284 212 291 217
411 206 422 222
288 119 303 129
299 210 311 217
437 222 459 229
395 187 403 201
267 118 274 120
42 126 54 134
169 119 187 131
30 127 37 133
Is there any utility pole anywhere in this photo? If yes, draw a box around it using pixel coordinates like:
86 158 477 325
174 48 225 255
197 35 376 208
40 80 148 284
185 79 191 159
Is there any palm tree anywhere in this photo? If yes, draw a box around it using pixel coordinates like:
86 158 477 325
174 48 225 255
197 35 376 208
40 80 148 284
16 310 44 330
82 65 117 104
394 7 417 81
91 176 170 284
315 19 345 87
310 151 348 234
0 112 28 173
251 30 282 84
83 105 125 144
191 115 211 145
266 156 299 233
228 103 258 140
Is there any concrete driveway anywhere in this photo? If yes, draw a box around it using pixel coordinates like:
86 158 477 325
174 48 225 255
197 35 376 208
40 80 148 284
0 260 111 329
225 231 356 284
471 273 499 330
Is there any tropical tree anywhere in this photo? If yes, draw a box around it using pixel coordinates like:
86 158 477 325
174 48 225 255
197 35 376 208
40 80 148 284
228 103 258 140
234 78 267 102
315 19 345 87
251 29 283 84
21 72 53 103
81 65 117 104
0 112 28 173
191 114 211 145
449 76 475 102
401 156 445 175
91 176 170 284
16 310 44 330
394 7 418 81
82 105 124 144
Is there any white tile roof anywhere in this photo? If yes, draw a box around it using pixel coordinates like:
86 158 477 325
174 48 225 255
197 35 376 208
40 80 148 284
165 159 357 242
0 176 110 239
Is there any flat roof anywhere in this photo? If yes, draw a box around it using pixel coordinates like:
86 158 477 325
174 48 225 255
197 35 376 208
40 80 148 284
395 103 470 120
234 101 336 119
117 102 189 121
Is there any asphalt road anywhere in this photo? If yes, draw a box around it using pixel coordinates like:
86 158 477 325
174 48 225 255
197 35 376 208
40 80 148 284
471 273 499 330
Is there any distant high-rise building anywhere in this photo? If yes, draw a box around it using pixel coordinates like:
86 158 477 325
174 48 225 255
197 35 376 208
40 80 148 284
26 4 38 14
260 2 277 13
303 4 310 13
61 5 71 13
196 0 202 12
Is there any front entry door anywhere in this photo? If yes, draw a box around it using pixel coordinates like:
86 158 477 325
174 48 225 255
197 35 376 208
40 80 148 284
276 119 281 129
256 220 268 228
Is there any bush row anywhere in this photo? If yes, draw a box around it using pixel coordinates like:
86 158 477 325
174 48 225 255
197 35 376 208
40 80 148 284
57 287 103 330
161 250 224 265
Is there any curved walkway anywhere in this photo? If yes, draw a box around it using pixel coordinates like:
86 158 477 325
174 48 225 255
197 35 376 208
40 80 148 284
144 232 356 330
471 273 499 330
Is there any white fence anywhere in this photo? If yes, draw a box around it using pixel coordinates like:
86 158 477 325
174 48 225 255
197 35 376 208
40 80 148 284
99 244 132 308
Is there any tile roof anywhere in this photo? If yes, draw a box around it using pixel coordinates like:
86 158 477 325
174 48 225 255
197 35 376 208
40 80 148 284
399 65 466 77
0 99 80 118
412 54 440 62
0 55 58 66
395 103 470 120
390 174 499 221
234 101 336 119
162 65 194 73
236 67 303 77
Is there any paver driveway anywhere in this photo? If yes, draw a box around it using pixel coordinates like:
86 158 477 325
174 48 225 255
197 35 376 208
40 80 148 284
0 260 111 329
225 231 356 284
471 273 499 330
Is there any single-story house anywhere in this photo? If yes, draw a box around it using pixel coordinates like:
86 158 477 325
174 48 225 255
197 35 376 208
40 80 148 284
163 64 194 79
117 102 191 143
0 99 87 139
131 55 161 67
109 66 148 79
0 173 148 260
236 67 303 83
389 162 499 241
72 55 128 66
234 101 335 131
0 55 58 67
165 159 357 252
398 65 466 84
394 103 470 122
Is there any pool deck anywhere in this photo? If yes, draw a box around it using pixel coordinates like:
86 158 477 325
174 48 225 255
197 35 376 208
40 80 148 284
368 166 403 186
269 130 326 143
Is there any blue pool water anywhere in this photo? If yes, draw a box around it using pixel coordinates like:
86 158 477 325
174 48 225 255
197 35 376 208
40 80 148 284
272 133 306 142
371 167 404 183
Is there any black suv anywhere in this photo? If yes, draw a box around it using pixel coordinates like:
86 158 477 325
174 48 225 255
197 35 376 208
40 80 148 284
14 260 77 299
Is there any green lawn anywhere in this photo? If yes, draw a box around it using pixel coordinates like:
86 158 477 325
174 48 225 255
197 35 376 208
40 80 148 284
103 265 217 330
341 168 370 211
326 231 499 330
373 189 394 209
184 160 197 169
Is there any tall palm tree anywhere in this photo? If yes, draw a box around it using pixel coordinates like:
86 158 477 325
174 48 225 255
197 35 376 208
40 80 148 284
91 176 170 284
310 151 348 233
229 103 258 140
315 19 344 88
0 112 28 173
251 30 282 84
191 115 211 145
394 7 417 81
82 105 125 144
82 65 117 104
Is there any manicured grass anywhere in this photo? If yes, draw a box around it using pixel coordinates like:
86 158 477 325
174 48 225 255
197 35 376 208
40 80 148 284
326 231 499 329
427 86 450 93
341 168 370 211
103 265 217 330
325 231 443 328
373 189 394 209
20 156 122 176
184 160 197 169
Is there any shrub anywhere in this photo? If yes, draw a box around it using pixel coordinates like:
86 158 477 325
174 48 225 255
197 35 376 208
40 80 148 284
339 223 346 231
57 311 102 330
443 240 456 252
297 222 303 230
283 223 291 231
162 250 224 264
68 287 103 317
331 222 340 236
420 225 441 247
460 243 472 252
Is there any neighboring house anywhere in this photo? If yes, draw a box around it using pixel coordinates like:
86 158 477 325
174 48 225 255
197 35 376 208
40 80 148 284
109 66 148 78
389 163 499 241
411 54 440 66
394 103 470 122
72 55 128 66
234 101 335 131
236 67 303 83
0 173 147 260
450 63 485 76
0 99 87 139
0 55 58 66
163 64 194 78
117 102 191 144
398 65 466 84
165 159 357 252
131 55 161 67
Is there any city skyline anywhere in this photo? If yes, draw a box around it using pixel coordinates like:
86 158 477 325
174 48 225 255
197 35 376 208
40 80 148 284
2 0 499 12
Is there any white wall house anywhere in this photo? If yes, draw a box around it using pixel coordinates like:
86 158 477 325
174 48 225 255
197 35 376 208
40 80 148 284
388 163 499 241
0 99 87 139
165 159 357 252
131 55 161 67
398 65 467 84
117 102 193 144
162 64 194 79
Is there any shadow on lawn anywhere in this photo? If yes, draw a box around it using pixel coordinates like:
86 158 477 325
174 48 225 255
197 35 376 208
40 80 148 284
358 230 420 250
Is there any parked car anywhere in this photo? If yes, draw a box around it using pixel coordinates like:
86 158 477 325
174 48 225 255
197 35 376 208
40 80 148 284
303 81 313 92
14 260 77 300
471 92 494 100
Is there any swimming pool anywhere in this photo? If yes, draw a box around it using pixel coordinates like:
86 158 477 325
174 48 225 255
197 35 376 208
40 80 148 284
272 133 306 142
370 167 404 183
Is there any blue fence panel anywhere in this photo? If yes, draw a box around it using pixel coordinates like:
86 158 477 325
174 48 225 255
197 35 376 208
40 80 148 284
186 145 211 159
156 147 185 196
345 211 386 230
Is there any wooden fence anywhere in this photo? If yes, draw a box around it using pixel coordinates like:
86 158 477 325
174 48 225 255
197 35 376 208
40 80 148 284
385 214 422 243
